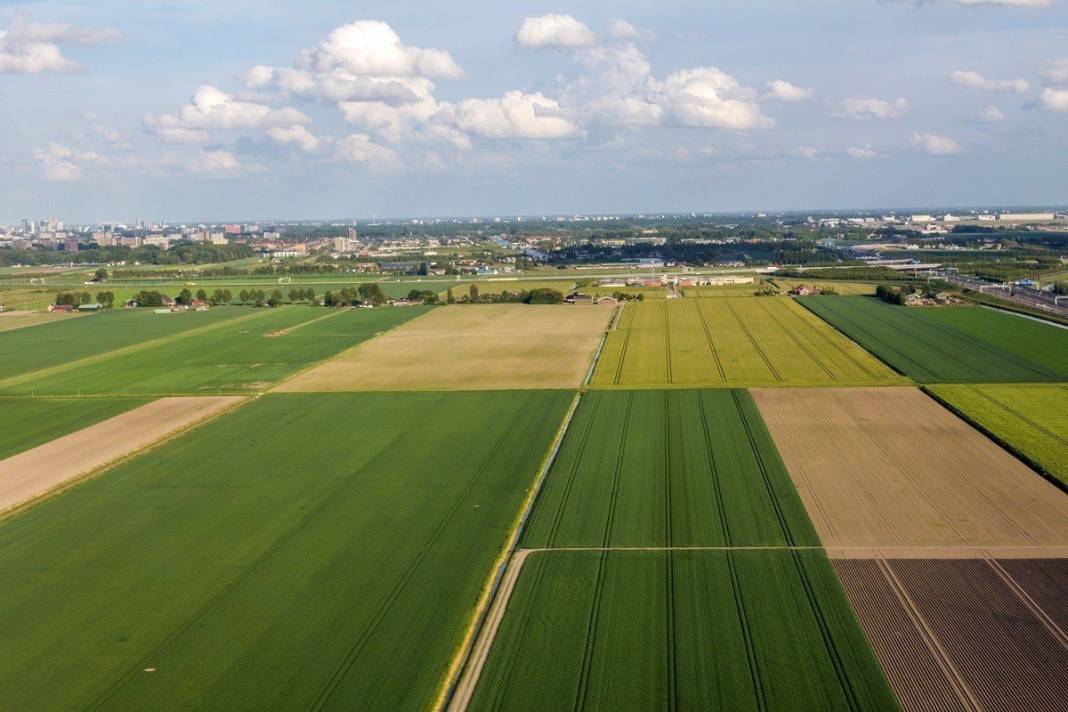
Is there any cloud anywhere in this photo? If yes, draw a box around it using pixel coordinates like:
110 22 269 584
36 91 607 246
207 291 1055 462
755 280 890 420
661 68 774 129
0 14 121 74
444 91 581 139
516 14 595 49
912 132 964 154
606 19 641 42
763 79 813 101
1040 87 1068 112
337 133 401 167
834 96 908 120
978 105 1006 122
846 144 878 159
32 142 102 180
950 70 1028 93
951 0 1050 6
145 86 310 143
794 146 820 159
266 125 319 152
1043 58 1068 84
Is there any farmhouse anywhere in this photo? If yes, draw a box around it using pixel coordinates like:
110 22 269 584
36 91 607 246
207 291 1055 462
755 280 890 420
788 285 818 296
566 293 593 304
48 304 76 312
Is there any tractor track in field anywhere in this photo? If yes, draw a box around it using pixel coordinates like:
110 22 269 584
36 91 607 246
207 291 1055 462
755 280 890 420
692 301 727 383
724 300 782 382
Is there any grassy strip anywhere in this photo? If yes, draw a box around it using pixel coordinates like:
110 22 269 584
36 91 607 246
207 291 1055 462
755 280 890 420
959 290 1068 328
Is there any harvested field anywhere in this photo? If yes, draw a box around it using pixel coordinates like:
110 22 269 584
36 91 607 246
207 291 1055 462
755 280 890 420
752 387 1068 553
0 310 80 334
5 305 427 396
835 557 1068 712
927 384 1068 488
0 396 241 514
590 297 904 388
0 396 148 460
799 296 1068 382
277 304 612 391
523 389 819 548
0 391 571 710
466 549 897 712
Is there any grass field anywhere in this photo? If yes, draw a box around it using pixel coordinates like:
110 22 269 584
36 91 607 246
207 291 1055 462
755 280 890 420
0 391 572 710
3 306 430 395
468 549 898 712
590 298 904 388
799 296 1068 382
446 279 577 300
753 387 1068 554
926 384 1068 488
278 304 613 391
523 390 819 548
0 396 148 459
0 310 81 333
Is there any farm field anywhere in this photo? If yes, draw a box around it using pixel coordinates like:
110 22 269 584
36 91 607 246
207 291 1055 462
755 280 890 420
0 307 243 384
523 389 819 548
679 282 764 297
835 557 1068 712
445 279 576 300
798 296 1068 382
0 396 240 513
0 309 80 333
752 387 1068 554
0 396 148 459
466 549 898 712
927 384 1068 488
772 279 877 296
4 305 429 395
0 391 572 710
590 297 904 388
278 304 612 391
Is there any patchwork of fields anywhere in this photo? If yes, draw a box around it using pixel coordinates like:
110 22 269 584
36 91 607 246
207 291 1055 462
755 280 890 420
278 304 612 391
0 391 571 710
0 396 148 459
0 309 80 333
591 297 904 387
799 296 1068 382
928 383 1068 488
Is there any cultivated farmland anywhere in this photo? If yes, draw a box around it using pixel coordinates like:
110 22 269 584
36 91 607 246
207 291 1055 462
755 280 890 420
928 384 1068 488
2 306 428 395
0 396 148 459
0 309 80 334
835 557 1068 712
277 304 613 391
0 391 571 710
590 297 903 388
799 296 1068 382
467 549 898 712
523 389 819 548
752 387 1068 555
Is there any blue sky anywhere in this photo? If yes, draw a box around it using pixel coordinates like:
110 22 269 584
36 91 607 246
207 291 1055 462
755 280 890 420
1 0 1066 222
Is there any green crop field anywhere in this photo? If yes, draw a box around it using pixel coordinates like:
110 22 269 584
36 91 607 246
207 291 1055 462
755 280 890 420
468 549 898 712
590 297 904 388
0 390 572 710
0 396 149 459
0 306 430 395
927 384 1068 487
799 296 1068 382
524 390 818 548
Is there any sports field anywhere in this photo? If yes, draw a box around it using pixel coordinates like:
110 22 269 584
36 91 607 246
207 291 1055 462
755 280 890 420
278 304 613 391
752 387 1068 555
0 396 148 459
927 384 1068 488
467 550 898 712
2 306 428 395
590 298 904 388
0 391 571 710
523 389 818 548
799 296 1068 382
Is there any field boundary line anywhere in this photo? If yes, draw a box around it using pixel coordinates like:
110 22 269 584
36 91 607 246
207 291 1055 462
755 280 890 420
611 306 633 385
724 300 782 382
693 300 728 383
261 305 349 337
753 299 837 380
985 559 1068 650
969 387 1067 447
876 559 983 712
920 387 1068 496
0 395 252 523
436 391 583 712
0 308 268 393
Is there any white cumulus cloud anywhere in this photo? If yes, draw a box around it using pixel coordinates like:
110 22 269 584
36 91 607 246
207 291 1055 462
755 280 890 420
661 68 774 130
950 70 1028 93
834 97 908 120
846 144 878 159
337 133 401 167
764 79 813 101
145 86 310 143
978 105 1006 122
912 132 964 155
444 91 581 139
516 14 595 49
267 125 320 152
0 14 121 74
1043 58 1068 84
1040 87 1068 112
32 143 102 180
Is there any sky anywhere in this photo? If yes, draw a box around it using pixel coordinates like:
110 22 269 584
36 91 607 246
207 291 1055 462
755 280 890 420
0 0 1066 223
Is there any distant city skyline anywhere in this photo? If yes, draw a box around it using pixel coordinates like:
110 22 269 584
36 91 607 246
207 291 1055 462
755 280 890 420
1 1 1066 222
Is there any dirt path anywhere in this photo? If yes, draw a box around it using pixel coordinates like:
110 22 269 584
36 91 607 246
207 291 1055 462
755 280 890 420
446 549 535 712
0 396 243 515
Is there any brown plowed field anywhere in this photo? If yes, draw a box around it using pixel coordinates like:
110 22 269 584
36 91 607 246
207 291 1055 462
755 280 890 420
276 305 612 391
752 387 1068 551
0 396 243 514
835 558 1068 712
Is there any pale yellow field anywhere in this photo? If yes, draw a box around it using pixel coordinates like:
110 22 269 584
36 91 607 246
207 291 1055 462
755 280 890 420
772 279 877 296
276 304 614 391
0 310 81 334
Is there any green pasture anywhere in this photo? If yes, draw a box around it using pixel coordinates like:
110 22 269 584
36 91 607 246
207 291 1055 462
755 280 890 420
0 397 149 459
